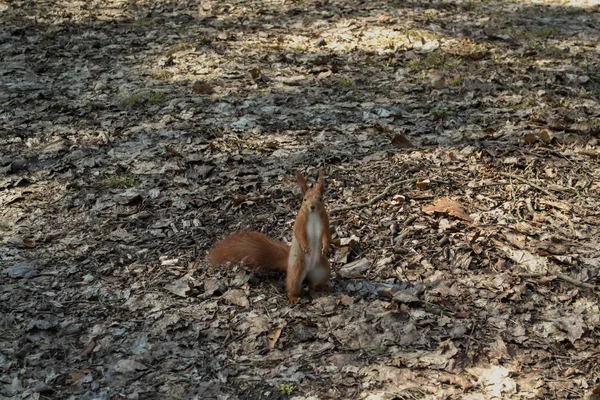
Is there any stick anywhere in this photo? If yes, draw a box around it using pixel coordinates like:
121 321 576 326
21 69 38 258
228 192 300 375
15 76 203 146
556 273 596 289
330 178 414 215
499 172 555 198
519 272 597 289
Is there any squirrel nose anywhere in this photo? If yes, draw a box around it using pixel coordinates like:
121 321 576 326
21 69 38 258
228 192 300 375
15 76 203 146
310 205 315 211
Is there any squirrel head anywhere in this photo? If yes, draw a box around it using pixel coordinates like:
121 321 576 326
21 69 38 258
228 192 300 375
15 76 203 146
296 169 325 214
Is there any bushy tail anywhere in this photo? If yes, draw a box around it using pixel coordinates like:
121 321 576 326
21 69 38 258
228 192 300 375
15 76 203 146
208 231 289 273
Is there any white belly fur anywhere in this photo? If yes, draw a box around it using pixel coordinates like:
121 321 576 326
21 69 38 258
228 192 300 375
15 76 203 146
304 213 323 271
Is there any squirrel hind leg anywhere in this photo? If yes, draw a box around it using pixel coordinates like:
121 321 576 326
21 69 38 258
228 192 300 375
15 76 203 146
286 259 304 303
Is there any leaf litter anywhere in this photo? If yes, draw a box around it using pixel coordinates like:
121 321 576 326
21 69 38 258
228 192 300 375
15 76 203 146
1 0 600 399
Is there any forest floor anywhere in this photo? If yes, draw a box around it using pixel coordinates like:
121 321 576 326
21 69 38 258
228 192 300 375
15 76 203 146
1 0 600 399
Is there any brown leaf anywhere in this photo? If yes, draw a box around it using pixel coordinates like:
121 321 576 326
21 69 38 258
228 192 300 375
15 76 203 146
313 55 330 66
422 198 473 222
68 372 86 385
391 133 413 148
523 133 537 144
539 128 553 144
192 82 215 95
248 67 261 81
586 385 600 400
266 328 282 350
437 372 473 390
316 70 332 80
390 194 405 205
22 237 36 248
81 340 97 357
416 179 430 190
222 289 250 307
232 194 247 206
504 232 527 249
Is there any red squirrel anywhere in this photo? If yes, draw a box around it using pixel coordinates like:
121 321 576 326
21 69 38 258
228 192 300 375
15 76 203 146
208 169 331 303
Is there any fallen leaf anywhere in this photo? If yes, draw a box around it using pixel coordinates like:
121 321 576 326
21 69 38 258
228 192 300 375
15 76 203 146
313 55 330 66
390 194 405 205
248 67 261 81
422 198 473 222
416 179 430 190
165 275 197 298
68 372 86 385
524 133 537 144
502 247 549 274
192 81 215 95
437 372 473 390
338 258 370 278
539 129 553 144
266 328 282 350
467 365 517 397
3 262 38 278
113 359 147 374
222 289 250 307
586 385 600 400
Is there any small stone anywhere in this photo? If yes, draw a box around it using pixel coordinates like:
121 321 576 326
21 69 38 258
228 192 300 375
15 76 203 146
338 258 370 279
94 81 108 91
10 159 27 171
4 262 38 278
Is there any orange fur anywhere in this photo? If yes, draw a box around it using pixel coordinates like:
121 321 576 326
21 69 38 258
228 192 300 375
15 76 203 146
286 256 304 303
208 169 332 303
208 232 289 272
293 209 310 254
319 207 330 255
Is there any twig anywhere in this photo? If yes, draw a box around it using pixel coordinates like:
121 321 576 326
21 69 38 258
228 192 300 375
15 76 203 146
330 178 413 215
498 172 555 198
556 273 596 290
519 272 597 290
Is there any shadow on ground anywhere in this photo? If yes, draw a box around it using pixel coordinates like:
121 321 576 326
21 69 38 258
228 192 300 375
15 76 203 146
1 0 600 398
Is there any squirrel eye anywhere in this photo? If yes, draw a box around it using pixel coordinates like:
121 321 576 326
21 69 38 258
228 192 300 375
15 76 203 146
303 197 307 202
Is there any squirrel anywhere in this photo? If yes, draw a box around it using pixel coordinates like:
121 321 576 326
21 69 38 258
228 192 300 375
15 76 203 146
208 169 331 303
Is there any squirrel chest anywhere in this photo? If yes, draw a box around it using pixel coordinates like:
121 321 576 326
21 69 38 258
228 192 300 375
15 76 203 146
304 213 323 269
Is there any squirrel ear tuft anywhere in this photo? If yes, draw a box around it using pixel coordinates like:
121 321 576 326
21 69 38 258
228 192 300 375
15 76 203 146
316 169 325 194
296 172 309 194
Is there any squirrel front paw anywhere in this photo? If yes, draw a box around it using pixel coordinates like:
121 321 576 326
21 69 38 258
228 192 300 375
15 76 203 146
301 246 310 255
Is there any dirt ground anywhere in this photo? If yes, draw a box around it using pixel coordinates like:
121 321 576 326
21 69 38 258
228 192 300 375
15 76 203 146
1 0 600 399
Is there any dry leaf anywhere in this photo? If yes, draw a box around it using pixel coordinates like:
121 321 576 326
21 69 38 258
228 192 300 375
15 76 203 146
437 372 473 390
338 258 370 278
391 194 405 205
539 129 553 144
68 372 86 384
267 328 282 350
313 55 330 66
416 179 430 190
222 289 250 307
391 133 413 148
586 385 600 400
248 67 261 81
81 340 97 357
192 82 215 95
422 198 473 222
340 295 354 306
232 194 247 206
523 133 537 144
